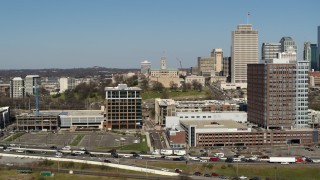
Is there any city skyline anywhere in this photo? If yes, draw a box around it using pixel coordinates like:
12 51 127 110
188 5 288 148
0 0 319 69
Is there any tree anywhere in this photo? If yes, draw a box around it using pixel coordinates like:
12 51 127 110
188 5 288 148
169 81 178 91
140 77 149 91
126 75 138 87
152 81 164 92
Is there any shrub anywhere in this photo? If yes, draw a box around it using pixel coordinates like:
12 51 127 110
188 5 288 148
221 165 227 169
227 164 233 168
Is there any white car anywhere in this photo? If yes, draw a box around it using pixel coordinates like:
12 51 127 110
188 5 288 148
190 157 200 161
62 146 71 150
200 159 208 163
123 155 131 158
149 155 156 159
4 148 12 152
55 155 62 158
161 168 169 172
16 150 24 153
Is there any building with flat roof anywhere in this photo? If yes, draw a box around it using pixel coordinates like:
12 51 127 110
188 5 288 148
248 58 309 130
16 114 60 131
104 84 142 129
179 119 316 147
185 75 205 86
58 110 104 129
10 77 24 98
25 75 40 96
262 43 281 61
59 77 76 93
231 24 258 85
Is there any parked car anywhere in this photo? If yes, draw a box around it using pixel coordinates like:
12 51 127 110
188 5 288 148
16 150 24 153
149 155 156 159
50 146 57 149
175 168 182 173
211 172 219 177
104 159 111 163
204 173 212 177
200 159 208 163
161 168 169 172
123 154 131 158
194 172 202 176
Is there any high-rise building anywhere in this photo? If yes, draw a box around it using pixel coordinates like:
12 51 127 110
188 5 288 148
104 84 142 129
140 60 151 75
247 59 309 130
311 44 318 71
223 57 231 81
262 43 281 61
279 36 297 53
59 77 76 93
231 24 258 84
10 77 24 98
25 75 40 96
211 48 223 76
197 56 214 77
278 47 297 61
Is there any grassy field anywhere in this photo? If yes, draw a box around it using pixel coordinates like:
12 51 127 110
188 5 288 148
0 168 139 180
70 134 85 146
141 89 208 100
97 135 149 152
134 161 320 180
4 132 26 142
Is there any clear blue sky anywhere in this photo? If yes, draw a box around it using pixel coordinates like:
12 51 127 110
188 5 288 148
0 0 319 69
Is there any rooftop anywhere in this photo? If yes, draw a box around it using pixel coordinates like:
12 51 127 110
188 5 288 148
105 84 141 91
181 120 248 129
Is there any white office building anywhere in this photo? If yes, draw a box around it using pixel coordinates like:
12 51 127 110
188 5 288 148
25 75 40 96
59 77 76 93
10 77 24 98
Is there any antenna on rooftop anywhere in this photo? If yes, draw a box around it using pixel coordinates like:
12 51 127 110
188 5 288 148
247 12 250 24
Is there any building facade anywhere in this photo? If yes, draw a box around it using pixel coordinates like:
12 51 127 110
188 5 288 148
16 115 60 131
105 84 142 129
311 44 318 71
279 36 297 53
25 75 40 96
248 59 309 130
10 77 24 98
318 26 320 70
185 75 205 86
197 56 215 77
59 77 76 93
140 60 151 75
262 43 281 61
231 24 258 84
223 57 231 81
211 48 223 76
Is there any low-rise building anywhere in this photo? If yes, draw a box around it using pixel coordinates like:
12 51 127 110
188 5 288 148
16 114 60 131
185 75 205 86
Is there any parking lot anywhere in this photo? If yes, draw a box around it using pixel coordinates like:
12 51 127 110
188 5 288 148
6 131 140 150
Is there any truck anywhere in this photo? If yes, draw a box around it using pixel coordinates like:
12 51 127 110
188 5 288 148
295 157 306 163
269 157 296 163
311 159 320 163
173 149 186 156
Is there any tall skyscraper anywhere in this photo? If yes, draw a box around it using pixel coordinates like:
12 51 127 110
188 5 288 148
10 77 24 98
279 36 297 53
140 60 151 75
211 48 223 76
311 44 318 71
231 24 258 84
25 75 40 96
262 43 281 61
248 59 309 130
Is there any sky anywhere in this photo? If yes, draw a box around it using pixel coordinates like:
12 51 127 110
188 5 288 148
0 0 319 69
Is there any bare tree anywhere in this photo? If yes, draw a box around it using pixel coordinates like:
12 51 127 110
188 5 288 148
169 81 178 91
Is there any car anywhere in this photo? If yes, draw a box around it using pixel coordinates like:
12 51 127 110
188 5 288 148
161 168 169 172
50 146 57 149
164 156 171 160
249 177 261 180
136 156 143 159
149 155 156 159
211 173 219 177
239 176 248 179
204 174 212 177
123 155 131 158
133 153 140 157
190 157 200 161
104 159 111 163
62 146 71 150
200 159 208 163
4 148 12 152
5 163 14 166
80 147 86 151
9 143 16 147
175 168 182 173
194 172 202 176
55 155 62 158
16 150 24 153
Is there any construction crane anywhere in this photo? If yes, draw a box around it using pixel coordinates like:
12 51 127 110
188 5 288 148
176 57 183 70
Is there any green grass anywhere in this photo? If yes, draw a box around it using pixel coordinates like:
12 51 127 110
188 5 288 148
4 132 26 142
97 135 149 152
136 161 320 180
0 168 139 180
70 134 85 146
142 89 208 100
